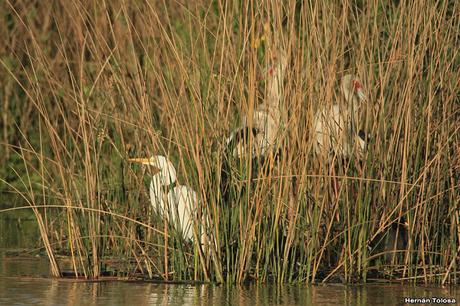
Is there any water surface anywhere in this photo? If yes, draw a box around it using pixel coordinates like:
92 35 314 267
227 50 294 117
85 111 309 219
0 256 458 306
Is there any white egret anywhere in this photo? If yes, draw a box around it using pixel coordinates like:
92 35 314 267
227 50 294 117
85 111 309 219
129 155 198 241
313 74 368 159
225 49 288 158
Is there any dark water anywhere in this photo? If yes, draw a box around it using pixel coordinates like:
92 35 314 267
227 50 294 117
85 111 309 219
1 201 459 305
0 257 459 306
0 195 41 250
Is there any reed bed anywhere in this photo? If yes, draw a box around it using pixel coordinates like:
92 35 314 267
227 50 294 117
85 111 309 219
0 0 459 284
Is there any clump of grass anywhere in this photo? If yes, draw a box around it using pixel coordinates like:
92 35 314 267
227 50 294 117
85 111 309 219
0 0 459 284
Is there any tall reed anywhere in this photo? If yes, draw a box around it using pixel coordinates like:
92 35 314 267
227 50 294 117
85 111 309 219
0 0 458 284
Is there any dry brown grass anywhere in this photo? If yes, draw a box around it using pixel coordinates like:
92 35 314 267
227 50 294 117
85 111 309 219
0 0 459 284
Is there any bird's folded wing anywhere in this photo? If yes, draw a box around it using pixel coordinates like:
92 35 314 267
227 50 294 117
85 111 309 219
225 126 260 155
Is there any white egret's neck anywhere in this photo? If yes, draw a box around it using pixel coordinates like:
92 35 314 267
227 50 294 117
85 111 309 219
151 155 177 186
266 49 287 107
341 75 356 105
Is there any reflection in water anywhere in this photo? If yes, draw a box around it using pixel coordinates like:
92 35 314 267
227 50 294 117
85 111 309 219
0 258 459 306
0 214 40 249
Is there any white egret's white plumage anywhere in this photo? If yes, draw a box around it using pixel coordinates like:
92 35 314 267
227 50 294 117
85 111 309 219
226 49 288 158
129 155 198 241
167 185 197 240
313 74 367 158
142 155 176 211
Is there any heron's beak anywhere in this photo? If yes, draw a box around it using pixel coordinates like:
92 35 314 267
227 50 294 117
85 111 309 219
128 158 161 174
128 157 150 164
356 88 367 102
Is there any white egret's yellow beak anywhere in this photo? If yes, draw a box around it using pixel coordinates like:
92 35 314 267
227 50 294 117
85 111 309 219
128 157 150 164
128 157 161 174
